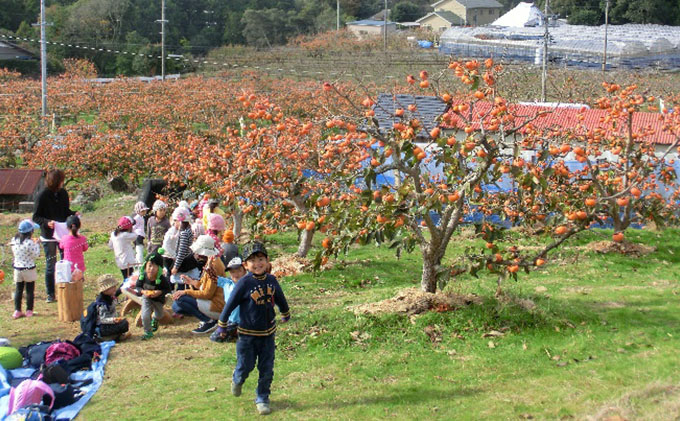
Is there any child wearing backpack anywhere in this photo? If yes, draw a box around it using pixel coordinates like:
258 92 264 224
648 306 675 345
58 215 88 276
222 242 290 415
10 219 41 319
134 249 172 340
210 256 245 343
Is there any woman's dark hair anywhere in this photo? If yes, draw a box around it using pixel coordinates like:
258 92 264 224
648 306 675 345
180 221 191 230
45 169 65 192
67 215 81 237
14 232 32 244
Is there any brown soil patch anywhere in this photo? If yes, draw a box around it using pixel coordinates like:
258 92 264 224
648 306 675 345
0 213 29 226
587 241 655 257
350 287 482 316
270 254 311 278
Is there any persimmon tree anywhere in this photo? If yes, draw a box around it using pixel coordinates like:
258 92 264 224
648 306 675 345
319 60 679 294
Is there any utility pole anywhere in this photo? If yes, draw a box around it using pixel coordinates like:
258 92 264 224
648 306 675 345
602 0 610 72
541 0 549 102
337 0 340 31
156 0 167 81
33 0 49 117
383 0 387 51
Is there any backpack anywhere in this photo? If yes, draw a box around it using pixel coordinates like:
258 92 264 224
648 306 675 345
6 405 53 421
37 364 69 385
80 301 100 339
49 383 78 409
44 342 80 367
18 342 54 368
8 379 54 415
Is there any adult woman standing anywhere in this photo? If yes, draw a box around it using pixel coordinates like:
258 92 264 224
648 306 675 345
32 169 77 303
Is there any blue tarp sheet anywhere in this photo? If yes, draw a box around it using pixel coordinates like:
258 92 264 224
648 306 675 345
0 341 115 421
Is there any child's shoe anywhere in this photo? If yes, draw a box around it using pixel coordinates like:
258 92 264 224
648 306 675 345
141 332 154 341
256 402 271 415
231 381 242 397
12 310 24 319
25 310 34 318
151 318 159 332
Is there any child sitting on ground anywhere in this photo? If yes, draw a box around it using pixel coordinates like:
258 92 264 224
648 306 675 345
10 219 41 319
84 274 130 341
222 242 290 415
134 249 172 340
210 256 245 343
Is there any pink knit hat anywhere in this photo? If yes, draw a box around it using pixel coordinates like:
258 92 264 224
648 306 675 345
207 213 226 231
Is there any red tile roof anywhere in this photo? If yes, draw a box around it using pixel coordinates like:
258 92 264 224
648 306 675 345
440 102 678 145
0 169 44 196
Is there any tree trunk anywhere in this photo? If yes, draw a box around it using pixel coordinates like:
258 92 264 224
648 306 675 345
297 228 314 258
421 253 438 293
232 207 243 239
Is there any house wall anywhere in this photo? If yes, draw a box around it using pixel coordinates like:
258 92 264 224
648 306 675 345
419 14 453 32
347 24 396 39
435 0 501 26
466 8 500 26
435 0 466 21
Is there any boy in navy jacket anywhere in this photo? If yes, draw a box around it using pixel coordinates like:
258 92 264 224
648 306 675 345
223 241 289 415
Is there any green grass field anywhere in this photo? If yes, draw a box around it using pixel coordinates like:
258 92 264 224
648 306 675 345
1 195 680 420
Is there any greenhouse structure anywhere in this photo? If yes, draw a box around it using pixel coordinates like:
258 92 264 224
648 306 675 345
439 23 680 69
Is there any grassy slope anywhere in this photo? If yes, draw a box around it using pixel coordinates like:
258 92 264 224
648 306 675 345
1 196 680 420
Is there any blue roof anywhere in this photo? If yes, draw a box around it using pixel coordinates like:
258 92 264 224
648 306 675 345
372 94 449 137
347 20 395 26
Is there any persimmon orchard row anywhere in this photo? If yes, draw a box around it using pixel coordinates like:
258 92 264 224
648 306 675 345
1 60 679 293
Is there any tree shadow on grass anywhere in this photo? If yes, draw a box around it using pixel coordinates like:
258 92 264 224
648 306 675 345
275 384 481 412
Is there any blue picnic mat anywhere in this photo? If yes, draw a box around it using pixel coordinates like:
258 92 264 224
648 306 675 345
0 340 115 420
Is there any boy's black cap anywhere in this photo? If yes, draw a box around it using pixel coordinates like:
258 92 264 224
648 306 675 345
147 248 164 267
242 241 267 261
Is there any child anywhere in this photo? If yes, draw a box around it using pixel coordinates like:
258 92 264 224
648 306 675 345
202 198 225 229
222 242 290 415
133 201 149 264
10 220 41 319
221 230 239 266
171 207 200 289
108 216 138 285
210 256 245 343
59 215 88 276
161 214 179 277
134 249 172 340
91 274 130 341
146 200 170 255
206 213 226 257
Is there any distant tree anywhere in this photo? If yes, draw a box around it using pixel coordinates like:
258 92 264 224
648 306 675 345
242 8 290 48
567 8 601 25
390 1 421 23
610 0 676 25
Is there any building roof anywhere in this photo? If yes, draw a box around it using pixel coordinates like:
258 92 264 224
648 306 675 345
0 169 44 195
0 41 37 60
373 94 449 137
432 0 503 9
439 102 676 145
347 20 396 27
417 10 466 25
492 2 544 27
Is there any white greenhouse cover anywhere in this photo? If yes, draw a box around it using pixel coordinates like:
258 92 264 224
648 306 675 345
492 2 544 28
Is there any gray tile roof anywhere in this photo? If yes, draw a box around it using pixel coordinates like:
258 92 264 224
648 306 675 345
435 10 465 25
372 94 448 137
